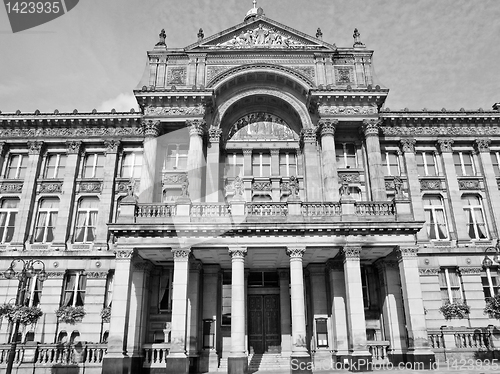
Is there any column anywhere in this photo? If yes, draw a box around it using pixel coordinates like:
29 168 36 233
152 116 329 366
376 261 407 364
438 139 469 242
187 261 202 363
400 139 427 242
342 246 371 369
397 247 435 368
186 120 206 202
301 129 321 201
362 119 386 201
319 119 339 201
200 265 220 372
167 247 191 374
475 139 500 237
94 140 120 250
196 55 207 86
102 249 136 374
286 246 312 373
228 246 247 374
326 259 348 361
278 269 292 357
10 141 43 250
139 120 160 203
205 127 222 202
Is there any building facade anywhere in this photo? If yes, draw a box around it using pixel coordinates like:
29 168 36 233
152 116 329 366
0 4 500 374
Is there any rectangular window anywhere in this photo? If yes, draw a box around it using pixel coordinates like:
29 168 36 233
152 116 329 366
164 144 188 170
44 154 67 179
74 198 99 243
62 272 87 307
382 151 401 176
104 271 114 307
416 151 439 176
221 271 231 326
453 151 476 176
361 267 370 308
25 274 43 307
279 152 297 177
252 152 271 177
439 268 463 303
316 318 328 348
423 196 449 240
34 198 59 243
0 198 18 243
121 152 143 179
491 152 500 177
225 152 244 178
336 143 357 168
83 154 104 178
482 268 500 300
5 154 28 179
462 195 488 239
159 270 172 311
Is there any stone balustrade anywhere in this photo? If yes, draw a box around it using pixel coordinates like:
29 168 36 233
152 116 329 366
301 202 341 216
367 340 390 364
355 201 395 216
246 202 288 216
137 203 176 218
191 203 230 217
143 343 170 367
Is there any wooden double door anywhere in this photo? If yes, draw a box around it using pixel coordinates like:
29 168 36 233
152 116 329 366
248 294 281 353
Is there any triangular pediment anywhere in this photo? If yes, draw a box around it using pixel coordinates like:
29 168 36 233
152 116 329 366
186 16 336 51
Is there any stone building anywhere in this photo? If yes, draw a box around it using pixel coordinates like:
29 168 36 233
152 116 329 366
0 3 500 374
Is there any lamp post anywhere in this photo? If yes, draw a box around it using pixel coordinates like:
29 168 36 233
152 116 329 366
482 239 500 268
3 259 47 374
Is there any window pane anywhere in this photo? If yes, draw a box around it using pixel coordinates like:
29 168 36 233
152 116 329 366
425 153 437 176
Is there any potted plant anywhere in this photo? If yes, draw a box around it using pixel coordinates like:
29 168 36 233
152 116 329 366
439 301 470 320
0 304 43 325
484 294 500 320
55 306 86 324
100 306 111 323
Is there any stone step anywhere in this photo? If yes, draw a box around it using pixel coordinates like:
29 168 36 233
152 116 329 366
218 354 290 371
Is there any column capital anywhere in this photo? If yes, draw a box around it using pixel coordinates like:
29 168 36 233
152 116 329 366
362 119 380 137
114 248 136 260
300 128 317 143
475 138 491 153
341 246 361 260
458 266 482 275
103 139 121 155
286 246 306 258
318 119 338 137
208 126 222 143
228 246 247 259
396 246 419 261
172 247 191 261
143 119 160 138
27 140 43 155
437 139 454 153
66 140 82 154
400 138 416 153
187 119 206 137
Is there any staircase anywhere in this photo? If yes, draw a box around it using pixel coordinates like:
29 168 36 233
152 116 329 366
218 353 290 372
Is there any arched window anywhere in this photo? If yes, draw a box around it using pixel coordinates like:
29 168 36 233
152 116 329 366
34 198 59 243
0 198 19 243
462 195 488 239
422 195 449 240
74 197 99 243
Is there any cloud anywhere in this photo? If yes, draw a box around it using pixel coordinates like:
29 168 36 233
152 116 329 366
97 92 138 112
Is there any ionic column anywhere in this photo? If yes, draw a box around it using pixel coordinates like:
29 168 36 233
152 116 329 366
186 119 206 202
102 249 136 373
278 269 292 357
139 120 160 203
397 247 435 368
342 246 371 368
319 119 339 201
475 139 500 237
437 139 468 242
205 127 222 202
10 141 43 250
228 246 248 374
301 129 321 201
286 246 311 371
362 119 387 201
400 139 427 241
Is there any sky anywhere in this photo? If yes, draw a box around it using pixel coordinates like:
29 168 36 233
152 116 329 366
0 0 499 113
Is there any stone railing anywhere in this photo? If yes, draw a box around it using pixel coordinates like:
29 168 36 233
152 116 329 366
0 344 22 364
355 201 395 216
143 343 170 367
367 341 390 364
428 330 445 349
191 203 230 217
301 202 341 216
454 330 492 349
246 202 288 216
137 203 176 218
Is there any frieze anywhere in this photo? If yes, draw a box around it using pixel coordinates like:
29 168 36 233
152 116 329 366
458 267 482 275
163 173 188 185
39 182 63 194
144 104 205 117
318 105 377 116
419 268 439 276
78 181 102 193
338 172 360 183
381 126 500 137
47 271 66 278
252 181 272 191
166 67 187 85
0 182 23 193
0 127 143 138
286 247 306 258
85 271 109 278
334 67 354 85
420 179 442 191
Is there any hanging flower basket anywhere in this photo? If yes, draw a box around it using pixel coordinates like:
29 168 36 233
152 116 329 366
484 294 500 320
0 304 43 325
55 306 86 324
100 306 111 323
439 301 470 320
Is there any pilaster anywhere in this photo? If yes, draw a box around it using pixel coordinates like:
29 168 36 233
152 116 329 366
187 119 206 202
362 119 386 201
319 119 339 201
301 129 321 201
139 120 160 203
205 127 222 202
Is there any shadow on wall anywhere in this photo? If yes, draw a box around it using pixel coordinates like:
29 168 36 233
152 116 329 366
51 365 79 374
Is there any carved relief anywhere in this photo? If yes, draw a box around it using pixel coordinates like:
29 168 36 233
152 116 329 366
114 249 136 259
458 179 481 190
475 139 491 153
144 104 205 117
166 67 187 85
172 248 191 261
208 127 222 143
0 127 143 138
187 119 206 137
28 141 43 155
420 179 442 190
227 112 298 141
66 141 82 154
437 139 454 153
301 128 317 143
85 271 109 278
458 267 482 275
163 173 188 185
252 181 272 191
286 247 306 258
318 106 377 116
400 138 416 153
396 247 419 259
143 120 160 138
0 182 23 193
292 66 315 81
362 119 380 137
419 268 439 276
338 172 360 183
318 120 337 137
39 182 63 193
381 126 500 137
334 67 354 85
342 246 361 259
228 247 247 259
79 182 102 193
103 140 120 154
